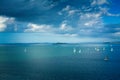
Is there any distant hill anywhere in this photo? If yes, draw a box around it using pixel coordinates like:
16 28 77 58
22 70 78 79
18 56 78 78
103 42 120 44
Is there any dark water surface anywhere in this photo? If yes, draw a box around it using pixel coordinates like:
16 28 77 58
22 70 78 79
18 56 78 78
0 43 120 80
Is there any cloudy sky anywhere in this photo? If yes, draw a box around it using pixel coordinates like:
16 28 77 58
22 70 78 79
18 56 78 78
0 0 120 43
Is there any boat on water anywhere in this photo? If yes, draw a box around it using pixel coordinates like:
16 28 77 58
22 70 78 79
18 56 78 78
73 48 76 53
95 47 100 52
78 49 81 53
104 56 109 61
111 48 113 52
103 47 105 50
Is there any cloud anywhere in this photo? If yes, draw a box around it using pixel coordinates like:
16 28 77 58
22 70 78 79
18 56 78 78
63 33 78 37
73 12 104 37
24 23 53 32
59 20 73 31
114 32 120 35
98 7 120 17
79 13 103 27
114 32 120 36
0 0 120 42
0 16 6 31
22 0 118 40
106 12 120 17
56 0 120 38
0 0 65 25
0 0 119 25
91 0 109 6
0 16 15 32
24 21 74 36
58 5 80 17
62 5 71 11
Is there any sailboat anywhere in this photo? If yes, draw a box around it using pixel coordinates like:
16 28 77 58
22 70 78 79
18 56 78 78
110 48 113 52
104 56 109 61
78 49 81 53
73 48 76 53
95 47 100 51
103 47 105 51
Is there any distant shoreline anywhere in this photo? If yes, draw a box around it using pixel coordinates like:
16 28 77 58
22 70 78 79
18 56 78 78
0 42 120 45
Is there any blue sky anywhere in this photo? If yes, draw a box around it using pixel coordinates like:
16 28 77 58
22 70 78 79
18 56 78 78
0 0 120 43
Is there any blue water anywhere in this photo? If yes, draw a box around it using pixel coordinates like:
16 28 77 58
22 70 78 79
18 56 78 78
0 43 120 80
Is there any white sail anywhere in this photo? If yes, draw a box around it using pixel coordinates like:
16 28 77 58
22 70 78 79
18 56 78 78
78 49 81 53
103 47 105 50
73 48 76 53
95 47 100 52
111 48 113 52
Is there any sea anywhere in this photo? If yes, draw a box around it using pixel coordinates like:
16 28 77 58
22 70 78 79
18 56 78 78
0 43 120 80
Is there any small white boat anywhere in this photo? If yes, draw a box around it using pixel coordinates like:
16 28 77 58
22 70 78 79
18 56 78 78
110 48 113 52
95 47 100 51
78 49 81 53
97 49 100 51
95 47 97 50
95 48 100 52
73 48 76 53
103 47 105 50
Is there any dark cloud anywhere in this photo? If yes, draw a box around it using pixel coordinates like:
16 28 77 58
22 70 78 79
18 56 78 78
0 0 94 25
0 0 66 24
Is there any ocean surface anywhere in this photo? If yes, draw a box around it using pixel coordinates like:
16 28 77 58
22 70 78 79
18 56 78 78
0 43 120 80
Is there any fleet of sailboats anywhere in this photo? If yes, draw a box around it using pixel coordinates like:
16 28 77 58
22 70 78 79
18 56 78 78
73 48 82 54
73 45 114 61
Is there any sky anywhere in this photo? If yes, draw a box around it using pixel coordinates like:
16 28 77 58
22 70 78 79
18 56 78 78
0 0 120 43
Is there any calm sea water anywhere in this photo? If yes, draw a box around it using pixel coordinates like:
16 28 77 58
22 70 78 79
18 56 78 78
0 43 120 80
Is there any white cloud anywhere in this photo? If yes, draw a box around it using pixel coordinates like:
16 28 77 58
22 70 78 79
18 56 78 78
78 13 104 28
0 24 6 32
25 23 52 32
57 4 107 37
0 16 9 23
58 5 80 16
60 23 67 30
0 16 8 31
59 21 73 31
114 32 120 37
106 12 120 17
98 7 120 17
62 5 70 11
0 16 15 32
24 21 74 37
84 21 98 27
97 0 109 5
64 33 78 37
91 0 109 6
24 0 120 42
68 10 79 16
